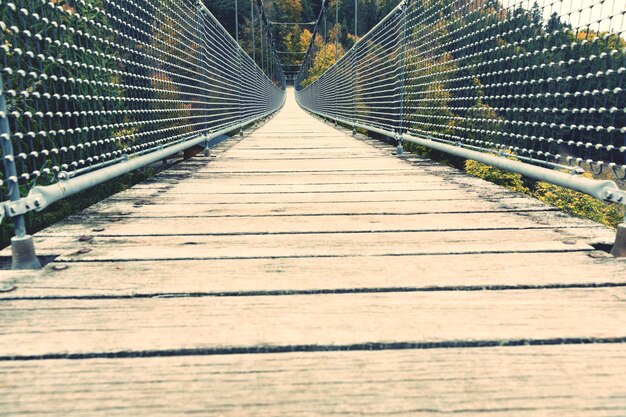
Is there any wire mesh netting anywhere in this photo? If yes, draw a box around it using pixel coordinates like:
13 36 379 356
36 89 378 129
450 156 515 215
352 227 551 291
0 0 285 198
296 0 626 180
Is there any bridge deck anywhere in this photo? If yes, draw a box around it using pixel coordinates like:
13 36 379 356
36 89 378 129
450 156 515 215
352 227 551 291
1 90 625 416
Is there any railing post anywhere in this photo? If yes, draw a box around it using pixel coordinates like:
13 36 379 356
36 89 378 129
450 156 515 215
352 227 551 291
323 6 327 72
0 74 41 269
197 2 211 157
239 57 245 138
396 0 408 156
260 23 264 73
335 0 339 62
611 215 626 257
251 0 256 62
354 0 358 39
235 0 244 137
334 0 339 126
352 48 357 136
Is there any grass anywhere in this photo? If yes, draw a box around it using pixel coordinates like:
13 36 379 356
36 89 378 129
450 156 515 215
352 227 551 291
463 160 625 229
403 142 625 229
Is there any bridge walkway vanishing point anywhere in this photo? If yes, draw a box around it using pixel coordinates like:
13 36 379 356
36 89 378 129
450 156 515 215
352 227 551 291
1 89 626 416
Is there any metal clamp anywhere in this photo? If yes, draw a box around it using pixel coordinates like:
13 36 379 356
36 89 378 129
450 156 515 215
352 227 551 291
602 188 626 204
1 195 43 222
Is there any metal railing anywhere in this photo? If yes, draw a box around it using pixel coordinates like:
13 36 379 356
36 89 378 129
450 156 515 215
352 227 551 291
0 0 286 268
296 0 626 205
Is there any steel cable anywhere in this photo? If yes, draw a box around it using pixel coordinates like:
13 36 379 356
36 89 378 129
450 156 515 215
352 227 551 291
0 0 285 205
296 0 626 181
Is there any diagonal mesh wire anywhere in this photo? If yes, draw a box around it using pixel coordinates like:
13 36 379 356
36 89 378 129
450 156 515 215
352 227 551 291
0 0 285 197
296 0 626 181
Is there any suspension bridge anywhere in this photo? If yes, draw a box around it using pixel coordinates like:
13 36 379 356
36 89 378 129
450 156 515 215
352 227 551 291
1 0 626 415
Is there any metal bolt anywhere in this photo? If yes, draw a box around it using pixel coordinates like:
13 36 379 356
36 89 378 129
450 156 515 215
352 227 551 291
51 264 68 271
0 284 16 293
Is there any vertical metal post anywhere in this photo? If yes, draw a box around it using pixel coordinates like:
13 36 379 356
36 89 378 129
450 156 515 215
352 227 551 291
0 74 41 269
235 0 244 136
323 7 327 71
352 0 358 135
235 0 239 44
268 44 272 81
352 48 357 136
251 0 256 62
198 3 212 156
335 0 339 62
238 85 244 135
265 32 269 76
265 31 268 77
260 23 264 72
334 0 339 125
397 0 408 155
611 220 626 257
354 0 358 38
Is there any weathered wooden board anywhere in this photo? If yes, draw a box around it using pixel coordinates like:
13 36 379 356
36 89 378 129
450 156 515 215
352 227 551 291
36 212 601 238
0 288 625 357
218 155 395 160
225 148 384 156
1 253 624 299
77 199 555 217
4 224 605 261
146 176 450 187
103 189 491 203
160 182 457 194
1 345 625 416
26 230 594 262
194 166 418 174
196 158 411 172
150 164 444 175
133 174 450 187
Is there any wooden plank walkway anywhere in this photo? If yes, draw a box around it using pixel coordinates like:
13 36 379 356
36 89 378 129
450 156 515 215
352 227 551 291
1 89 625 416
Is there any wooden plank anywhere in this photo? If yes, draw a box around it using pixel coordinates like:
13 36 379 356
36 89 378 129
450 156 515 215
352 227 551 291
2 252 624 299
218 155 394 160
135 173 448 186
199 158 410 172
225 148 384 155
162 182 455 193
0 288 624 357
103 189 491 204
194 166 416 174
77 199 555 217
138 175 446 186
0 344 624 416
229 141 376 148
24 230 595 262
36 212 595 237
